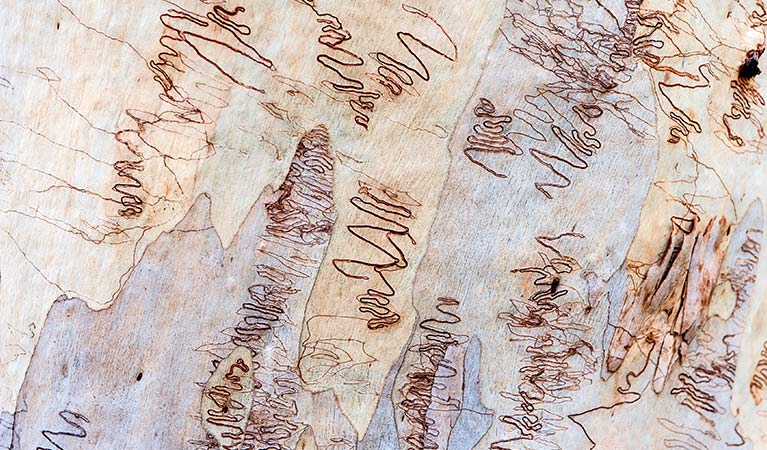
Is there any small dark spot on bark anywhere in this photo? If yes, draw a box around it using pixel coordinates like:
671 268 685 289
136 372 143 382
549 277 560 293
740 48 764 79
56 22 60 30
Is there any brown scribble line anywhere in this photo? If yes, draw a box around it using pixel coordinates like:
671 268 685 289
111 3 273 218
463 98 522 178
332 181 420 329
495 233 595 448
203 357 252 444
37 410 89 450
305 2 456 129
197 126 333 450
398 297 467 450
722 73 766 149
467 0 644 196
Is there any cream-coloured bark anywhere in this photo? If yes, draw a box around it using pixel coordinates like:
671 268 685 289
2 0 767 449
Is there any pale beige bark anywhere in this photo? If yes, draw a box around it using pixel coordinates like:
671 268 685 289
2 0 767 449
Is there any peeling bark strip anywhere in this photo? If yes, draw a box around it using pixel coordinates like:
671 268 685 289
9 125 336 450
263 125 335 246
200 125 335 450
743 229 767 406
397 297 467 450
224 125 334 358
670 221 762 421
607 216 731 392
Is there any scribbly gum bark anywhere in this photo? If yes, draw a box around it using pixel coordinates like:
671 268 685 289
3 0 767 449
592 0 767 446
0 0 502 422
